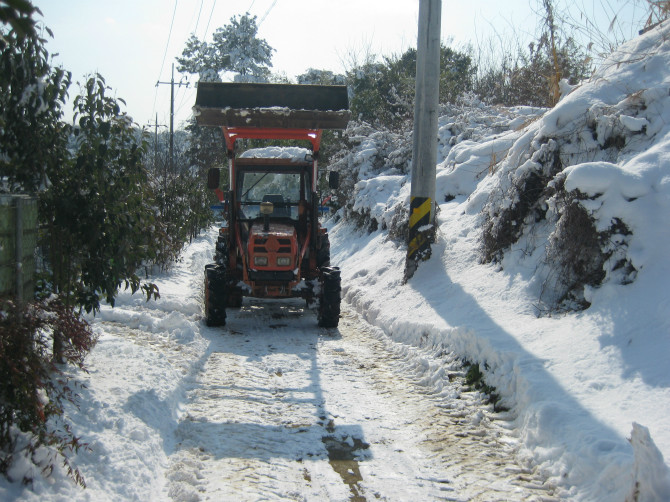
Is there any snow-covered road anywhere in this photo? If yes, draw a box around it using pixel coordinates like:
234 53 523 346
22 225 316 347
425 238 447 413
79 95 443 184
165 299 556 501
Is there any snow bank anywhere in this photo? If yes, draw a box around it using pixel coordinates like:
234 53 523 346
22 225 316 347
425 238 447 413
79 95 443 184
328 20 670 501
0 230 217 501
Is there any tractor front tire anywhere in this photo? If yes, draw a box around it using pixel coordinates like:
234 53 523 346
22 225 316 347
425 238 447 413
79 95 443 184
317 233 331 268
204 263 227 327
214 236 243 308
318 266 341 328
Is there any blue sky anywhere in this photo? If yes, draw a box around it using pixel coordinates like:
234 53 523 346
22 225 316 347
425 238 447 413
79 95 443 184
35 0 647 129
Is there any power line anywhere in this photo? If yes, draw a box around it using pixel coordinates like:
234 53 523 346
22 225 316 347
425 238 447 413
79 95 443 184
202 0 217 40
194 0 204 34
157 64 190 172
175 87 197 119
258 0 277 27
157 0 179 85
153 0 180 120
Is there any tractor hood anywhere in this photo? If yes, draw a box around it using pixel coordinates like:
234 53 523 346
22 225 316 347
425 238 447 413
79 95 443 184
247 222 299 274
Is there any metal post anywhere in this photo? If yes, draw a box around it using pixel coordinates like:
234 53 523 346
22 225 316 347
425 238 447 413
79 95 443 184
15 197 23 304
405 0 441 281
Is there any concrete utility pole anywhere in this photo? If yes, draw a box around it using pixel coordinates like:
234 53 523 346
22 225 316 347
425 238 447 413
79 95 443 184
156 63 189 174
405 0 442 281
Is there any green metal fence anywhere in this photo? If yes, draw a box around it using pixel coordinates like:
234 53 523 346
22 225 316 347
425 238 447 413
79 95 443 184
0 195 38 302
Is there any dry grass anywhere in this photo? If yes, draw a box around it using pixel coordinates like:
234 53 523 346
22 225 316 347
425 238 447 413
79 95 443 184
644 1 670 30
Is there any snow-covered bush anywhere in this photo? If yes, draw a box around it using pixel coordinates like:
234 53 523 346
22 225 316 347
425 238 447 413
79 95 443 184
330 100 547 242
541 180 634 309
481 136 563 263
476 21 670 310
328 121 412 238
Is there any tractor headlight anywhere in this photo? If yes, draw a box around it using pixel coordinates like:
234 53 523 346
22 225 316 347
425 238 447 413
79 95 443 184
277 257 291 267
254 256 268 266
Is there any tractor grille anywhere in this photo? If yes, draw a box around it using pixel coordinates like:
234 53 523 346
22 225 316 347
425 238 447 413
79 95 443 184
253 237 292 254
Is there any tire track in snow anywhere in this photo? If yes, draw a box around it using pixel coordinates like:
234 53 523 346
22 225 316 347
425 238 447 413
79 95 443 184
327 311 559 501
168 300 348 501
166 298 558 501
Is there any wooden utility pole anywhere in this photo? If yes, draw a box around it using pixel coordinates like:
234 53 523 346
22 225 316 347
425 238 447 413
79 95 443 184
405 0 441 281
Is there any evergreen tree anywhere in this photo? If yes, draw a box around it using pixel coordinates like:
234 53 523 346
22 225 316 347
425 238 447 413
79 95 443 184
347 45 474 128
0 13 70 192
297 68 346 85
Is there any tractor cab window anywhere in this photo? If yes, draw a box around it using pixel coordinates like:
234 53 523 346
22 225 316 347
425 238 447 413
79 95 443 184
238 169 310 220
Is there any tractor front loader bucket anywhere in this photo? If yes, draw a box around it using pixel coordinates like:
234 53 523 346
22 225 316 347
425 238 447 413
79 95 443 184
193 82 350 130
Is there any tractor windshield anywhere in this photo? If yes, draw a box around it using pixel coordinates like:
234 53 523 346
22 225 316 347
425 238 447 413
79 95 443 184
238 169 311 221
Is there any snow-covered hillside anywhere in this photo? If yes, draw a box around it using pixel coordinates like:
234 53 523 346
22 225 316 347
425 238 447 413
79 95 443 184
330 20 670 501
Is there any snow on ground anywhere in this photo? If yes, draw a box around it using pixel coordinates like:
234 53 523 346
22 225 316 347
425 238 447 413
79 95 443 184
0 227 554 502
0 231 215 501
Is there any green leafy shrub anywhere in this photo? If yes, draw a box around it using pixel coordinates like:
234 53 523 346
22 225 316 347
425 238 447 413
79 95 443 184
347 45 474 129
41 74 160 315
0 12 70 193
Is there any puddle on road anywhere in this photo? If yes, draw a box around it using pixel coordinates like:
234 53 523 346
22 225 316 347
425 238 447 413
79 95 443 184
322 434 370 502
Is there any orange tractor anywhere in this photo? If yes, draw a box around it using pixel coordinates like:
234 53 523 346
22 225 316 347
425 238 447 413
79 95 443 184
194 82 350 327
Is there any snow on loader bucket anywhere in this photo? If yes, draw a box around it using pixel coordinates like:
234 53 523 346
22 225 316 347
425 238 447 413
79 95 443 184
197 82 349 328
194 81 350 130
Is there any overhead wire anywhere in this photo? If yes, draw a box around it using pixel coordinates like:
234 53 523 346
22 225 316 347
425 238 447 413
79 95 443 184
203 0 217 40
176 0 217 124
194 0 204 35
161 0 210 128
158 0 179 79
258 0 278 27
152 0 180 122
174 0 216 126
172 0 206 122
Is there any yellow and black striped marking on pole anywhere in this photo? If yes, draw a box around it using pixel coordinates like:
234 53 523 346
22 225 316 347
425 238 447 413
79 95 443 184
407 196 432 261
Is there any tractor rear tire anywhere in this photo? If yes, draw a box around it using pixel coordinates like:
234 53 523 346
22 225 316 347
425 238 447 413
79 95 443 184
318 266 341 328
204 263 227 327
227 291 243 308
